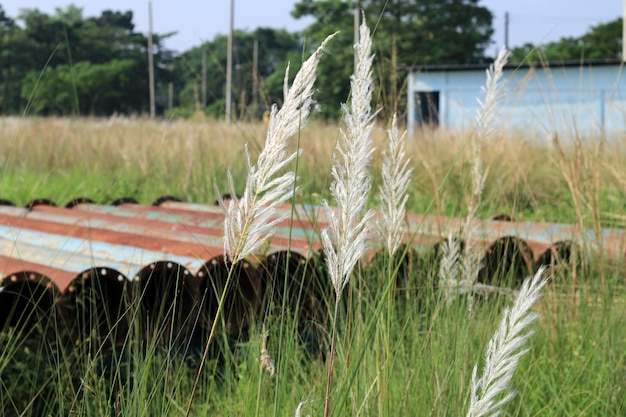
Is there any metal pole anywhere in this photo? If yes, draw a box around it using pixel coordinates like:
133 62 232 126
202 48 207 107
252 38 258 107
623 0 626 61
226 0 234 122
148 1 155 118
168 82 173 110
504 12 510 49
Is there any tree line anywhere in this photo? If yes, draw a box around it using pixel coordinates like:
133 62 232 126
0 2 622 119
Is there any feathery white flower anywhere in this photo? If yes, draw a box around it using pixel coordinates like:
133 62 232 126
220 33 337 263
466 267 548 417
475 46 511 140
377 114 412 256
467 45 509 223
439 233 480 302
439 233 460 300
455 47 510 304
321 21 376 299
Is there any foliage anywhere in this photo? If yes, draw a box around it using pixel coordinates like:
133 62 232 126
170 28 303 119
291 0 494 118
510 17 623 63
21 59 141 115
2 2 624 119
1 4 174 115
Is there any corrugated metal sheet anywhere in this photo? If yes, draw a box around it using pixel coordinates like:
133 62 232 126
1 197 623 345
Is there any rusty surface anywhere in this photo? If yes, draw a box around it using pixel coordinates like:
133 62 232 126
1 197 625 340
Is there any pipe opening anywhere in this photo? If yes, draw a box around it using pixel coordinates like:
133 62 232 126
65 197 96 208
197 255 261 336
135 261 198 344
260 251 326 318
490 213 514 222
368 245 420 295
110 197 139 206
536 240 575 266
24 198 56 210
479 236 535 287
152 195 182 206
0 272 59 333
427 238 466 263
0 273 63 414
61 267 128 350
260 251 328 355
536 240 583 278
421 237 466 282
213 193 241 206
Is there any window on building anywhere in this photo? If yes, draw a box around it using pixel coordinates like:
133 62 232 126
415 91 440 127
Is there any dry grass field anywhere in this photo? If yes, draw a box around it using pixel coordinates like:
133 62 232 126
2 116 626 228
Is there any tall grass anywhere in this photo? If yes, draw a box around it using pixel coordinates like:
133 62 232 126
2 116 626 225
439 46 511 305
1 125 625 416
320 20 376 417
188 31 338 414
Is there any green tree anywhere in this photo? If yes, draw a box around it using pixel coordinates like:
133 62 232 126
510 18 623 63
291 0 494 118
21 59 141 115
170 28 302 119
1 4 175 115
0 4 20 113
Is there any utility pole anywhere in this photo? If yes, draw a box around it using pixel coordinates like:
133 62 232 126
252 38 258 107
202 48 207 107
147 1 155 118
504 11 510 49
168 82 173 110
623 0 626 61
226 0 234 122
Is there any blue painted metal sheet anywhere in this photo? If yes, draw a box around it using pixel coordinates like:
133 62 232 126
0 225 207 278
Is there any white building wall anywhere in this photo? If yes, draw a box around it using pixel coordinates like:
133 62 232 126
407 64 626 138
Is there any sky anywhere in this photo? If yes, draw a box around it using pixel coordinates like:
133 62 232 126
0 0 622 54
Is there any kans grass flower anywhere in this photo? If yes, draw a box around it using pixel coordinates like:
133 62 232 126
440 46 511 303
466 267 548 417
378 113 412 257
321 21 376 299
220 32 338 263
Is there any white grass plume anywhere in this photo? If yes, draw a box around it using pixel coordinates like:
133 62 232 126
322 21 376 417
466 266 548 417
475 46 511 141
465 46 510 229
441 47 510 304
439 232 460 302
321 20 376 299
220 33 337 263
377 113 412 256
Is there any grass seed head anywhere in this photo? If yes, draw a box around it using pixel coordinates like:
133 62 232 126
321 20 376 299
377 113 412 256
466 267 548 417
221 33 338 263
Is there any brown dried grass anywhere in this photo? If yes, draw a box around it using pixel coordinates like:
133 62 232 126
1 116 625 226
